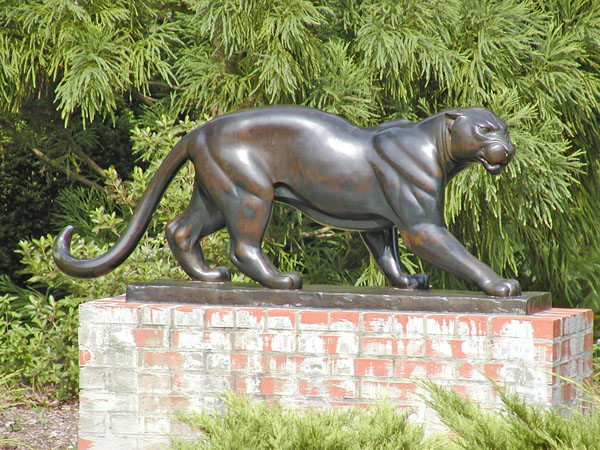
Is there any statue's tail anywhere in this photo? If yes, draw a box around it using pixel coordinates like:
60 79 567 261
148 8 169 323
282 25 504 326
53 138 190 278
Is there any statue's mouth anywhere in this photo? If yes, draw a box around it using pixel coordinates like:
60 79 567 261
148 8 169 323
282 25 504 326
478 153 506 175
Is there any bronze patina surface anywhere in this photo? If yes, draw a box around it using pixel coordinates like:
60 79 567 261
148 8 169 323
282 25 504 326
54 106 521 297
126 281 550 315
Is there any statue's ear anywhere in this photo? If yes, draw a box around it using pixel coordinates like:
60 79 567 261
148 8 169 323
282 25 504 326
445 111 463 131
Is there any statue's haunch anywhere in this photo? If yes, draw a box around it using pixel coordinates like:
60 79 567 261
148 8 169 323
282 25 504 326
53 106 521 297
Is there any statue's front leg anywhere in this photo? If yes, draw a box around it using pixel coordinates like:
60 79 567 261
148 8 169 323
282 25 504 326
360 228 428 289
401 223 521 297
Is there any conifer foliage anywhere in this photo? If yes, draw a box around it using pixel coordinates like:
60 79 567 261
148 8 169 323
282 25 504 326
0 0 600 395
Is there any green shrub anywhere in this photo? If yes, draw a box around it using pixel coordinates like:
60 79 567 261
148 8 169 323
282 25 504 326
173 382 600 450
0 280 79 401
171 392 447 450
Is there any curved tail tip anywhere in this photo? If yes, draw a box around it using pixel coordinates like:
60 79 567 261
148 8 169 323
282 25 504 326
53 225 75 259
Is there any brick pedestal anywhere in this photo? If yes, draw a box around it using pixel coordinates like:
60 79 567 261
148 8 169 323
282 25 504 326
78 295 593 449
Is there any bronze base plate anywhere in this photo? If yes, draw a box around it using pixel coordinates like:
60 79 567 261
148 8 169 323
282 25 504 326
125 281 551 315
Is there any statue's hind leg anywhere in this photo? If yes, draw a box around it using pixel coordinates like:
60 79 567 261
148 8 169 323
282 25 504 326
165 185 230 282
360 227 428 289
218 188 302 290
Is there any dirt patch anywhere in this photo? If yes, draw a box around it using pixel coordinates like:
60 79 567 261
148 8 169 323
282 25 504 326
0 403 77 450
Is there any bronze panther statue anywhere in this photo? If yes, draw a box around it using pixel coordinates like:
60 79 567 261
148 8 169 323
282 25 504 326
53 106 521 297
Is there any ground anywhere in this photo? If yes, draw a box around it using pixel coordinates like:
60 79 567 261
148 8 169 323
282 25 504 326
0 403 77 450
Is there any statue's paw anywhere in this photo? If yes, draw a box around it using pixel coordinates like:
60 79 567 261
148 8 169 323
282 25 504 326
267 271 303 290
482 278 521 297
410 273 429 289
393 273 428 290
187 266 231 282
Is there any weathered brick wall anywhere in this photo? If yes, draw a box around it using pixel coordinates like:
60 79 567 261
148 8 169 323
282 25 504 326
78 296 594 450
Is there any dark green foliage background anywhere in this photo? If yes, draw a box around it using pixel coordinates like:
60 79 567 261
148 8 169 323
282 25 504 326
0 0 599 398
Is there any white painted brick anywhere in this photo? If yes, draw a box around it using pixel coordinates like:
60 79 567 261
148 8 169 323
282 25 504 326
92 346 137 367
299 357 328 375
266 314 295 330
236 310 265 329
425 317 455 335
142 416 173 434
109 413 141 435
182 353 205 371
270 332 296 352
80 367 107 390
457 319 486 336
78 410 107 435
492 338 534 361
330 319 356 331
174 373 231 394
234 331 263 351
141 305 172 325
393 316 425 335
497 320 533 338
207 353 231 371
207 310 234 328
332 358 354 376
498 365 549 386
177 330 231 351
173 307 204 327
297 333 325 353
335 333 359 355
365 317 391 333
461 337 488 359
80 392 138 413
240 376 261 395
108 370 138 393
80 303 139 324
430 338 452 357
108 327 135 347
79 325 110 347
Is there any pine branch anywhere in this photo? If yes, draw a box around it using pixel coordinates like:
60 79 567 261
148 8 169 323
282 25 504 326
63 132 108 180
30 147 105 192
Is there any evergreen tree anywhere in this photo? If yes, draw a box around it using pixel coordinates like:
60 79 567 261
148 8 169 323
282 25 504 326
0 0 599 396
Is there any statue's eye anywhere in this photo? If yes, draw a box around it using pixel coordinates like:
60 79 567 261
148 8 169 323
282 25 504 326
478 125 493 134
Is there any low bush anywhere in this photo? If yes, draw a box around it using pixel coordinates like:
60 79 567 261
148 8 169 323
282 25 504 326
172 382 599 450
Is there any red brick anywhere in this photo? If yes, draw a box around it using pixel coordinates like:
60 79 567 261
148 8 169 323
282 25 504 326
298 379 320 396
230 354 247 371
260 377 297 396
562 383 575 402
490 316 561 339
79 350 94 366
363 312 393 332
354 358 393 377
143 351 183 370
330 311 360 331
395 360 456 379
299 310 329 329
133 329 165 348
77 437 94 450
584 332 594 351
326 379 358 398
